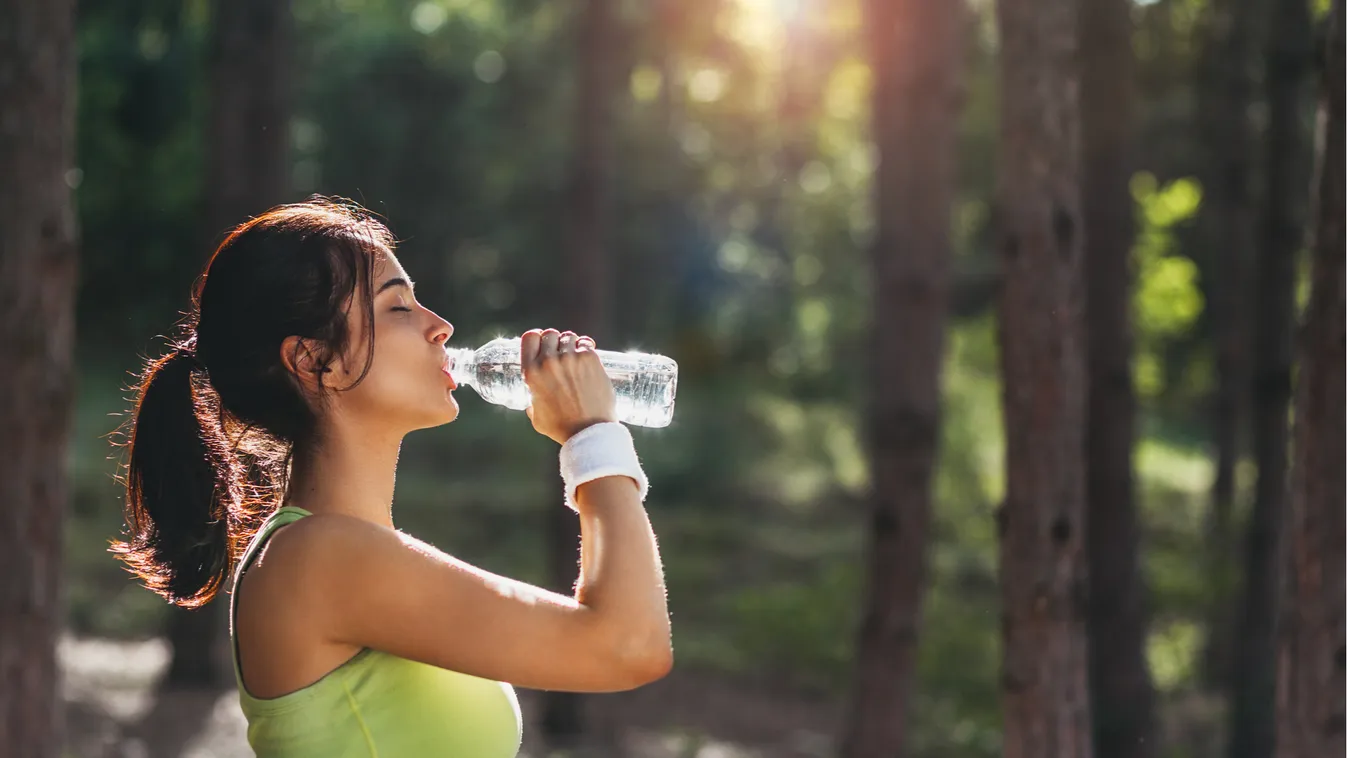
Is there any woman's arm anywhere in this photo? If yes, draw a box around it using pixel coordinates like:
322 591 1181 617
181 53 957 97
274 486 670 693
572 476 672 675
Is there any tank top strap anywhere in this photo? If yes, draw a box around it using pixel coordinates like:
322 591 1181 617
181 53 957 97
229 505 314 689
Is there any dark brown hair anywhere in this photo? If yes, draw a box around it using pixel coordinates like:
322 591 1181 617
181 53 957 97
111 197 393 607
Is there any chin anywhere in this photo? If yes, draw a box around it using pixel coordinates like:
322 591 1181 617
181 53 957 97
420 395 460 428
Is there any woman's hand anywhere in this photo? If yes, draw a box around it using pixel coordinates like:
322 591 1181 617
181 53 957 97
521 328 617 444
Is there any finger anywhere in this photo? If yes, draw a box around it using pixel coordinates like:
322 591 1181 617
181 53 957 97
557 331 578 354
520 329 543 368
539 328 560 359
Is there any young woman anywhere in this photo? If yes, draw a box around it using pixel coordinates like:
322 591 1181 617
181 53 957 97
113 198 672 757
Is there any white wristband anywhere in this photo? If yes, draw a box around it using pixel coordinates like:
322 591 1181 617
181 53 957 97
559 422 648 512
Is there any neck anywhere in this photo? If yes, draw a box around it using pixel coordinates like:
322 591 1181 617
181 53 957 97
286 418 402 530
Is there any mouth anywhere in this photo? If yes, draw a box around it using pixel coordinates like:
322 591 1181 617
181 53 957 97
441 362 458 390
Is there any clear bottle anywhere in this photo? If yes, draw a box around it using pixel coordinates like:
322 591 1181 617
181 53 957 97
444 337 679 428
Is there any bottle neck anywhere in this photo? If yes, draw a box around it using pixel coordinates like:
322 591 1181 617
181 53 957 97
443 346 475 387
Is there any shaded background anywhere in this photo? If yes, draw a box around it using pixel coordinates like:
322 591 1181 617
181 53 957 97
1 0 1340 756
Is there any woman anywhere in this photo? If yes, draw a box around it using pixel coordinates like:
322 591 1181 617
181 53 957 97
113 198 672 757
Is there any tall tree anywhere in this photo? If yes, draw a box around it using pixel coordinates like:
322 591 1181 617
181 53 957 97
201 0 292 241
0 0 78 754
1079 0 1158 753
1275 2 1345 756
1227 0 1315 756
1197 0 1256 686
994 0 1094 754
840 1 966 756
165 0 293 688
542 0 616 747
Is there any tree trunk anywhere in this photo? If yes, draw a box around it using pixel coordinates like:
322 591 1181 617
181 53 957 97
1274 3 1345 756
1227 1 1315 756
542 0 615 747
202 0 292 241
1197 0 1256 688
839 2 966 756
1079 0 1158 754
0 0 78 755
994 0 1093 755
166 0 293 689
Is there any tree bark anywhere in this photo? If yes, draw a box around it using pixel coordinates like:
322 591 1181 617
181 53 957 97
0 0 78 754
1197 0 1256 688
1079 0 1158 754
1228 0 1315 756
994 0 1094 755
166 0 293 689
202 0 293 242
839 1 966 756
542 0 616 747
1274 2 1345 755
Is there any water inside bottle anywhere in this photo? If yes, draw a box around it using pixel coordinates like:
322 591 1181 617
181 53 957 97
445 338 678 428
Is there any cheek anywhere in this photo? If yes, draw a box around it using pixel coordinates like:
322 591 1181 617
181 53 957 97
356 326 434 399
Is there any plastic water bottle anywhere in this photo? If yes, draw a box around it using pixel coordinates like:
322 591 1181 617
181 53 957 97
444 337 679 428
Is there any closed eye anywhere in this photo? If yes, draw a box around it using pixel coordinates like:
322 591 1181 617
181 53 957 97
391 306 413 313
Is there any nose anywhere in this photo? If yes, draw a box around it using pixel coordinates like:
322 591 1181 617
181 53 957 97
427 309 453 346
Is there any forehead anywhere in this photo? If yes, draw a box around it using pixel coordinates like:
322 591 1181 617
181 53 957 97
372 249 409 285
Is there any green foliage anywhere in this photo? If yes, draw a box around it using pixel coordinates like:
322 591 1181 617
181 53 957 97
1131 173 1206 402
75 0 210 349
722 562 862 692
1149 620 1202 692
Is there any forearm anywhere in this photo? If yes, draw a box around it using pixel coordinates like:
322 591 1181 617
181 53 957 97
572 476 671 665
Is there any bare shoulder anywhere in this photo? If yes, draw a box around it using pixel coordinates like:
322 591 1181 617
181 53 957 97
239 515 379 616
249 513 397 587
264 512 387 554
247 513 478 615
233 515 387 696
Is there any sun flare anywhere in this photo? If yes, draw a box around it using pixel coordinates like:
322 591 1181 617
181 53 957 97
727 0 802 52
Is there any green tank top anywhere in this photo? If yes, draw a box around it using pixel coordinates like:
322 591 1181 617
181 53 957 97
230 506 523 757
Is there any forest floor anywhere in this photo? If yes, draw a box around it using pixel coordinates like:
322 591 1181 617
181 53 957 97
60 635 840 758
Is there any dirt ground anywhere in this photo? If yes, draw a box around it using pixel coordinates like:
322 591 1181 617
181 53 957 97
60 636 841 758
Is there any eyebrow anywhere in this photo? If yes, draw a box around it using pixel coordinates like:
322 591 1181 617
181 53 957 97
377 276 414 294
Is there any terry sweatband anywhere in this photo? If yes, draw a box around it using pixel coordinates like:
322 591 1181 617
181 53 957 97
559 421 649 512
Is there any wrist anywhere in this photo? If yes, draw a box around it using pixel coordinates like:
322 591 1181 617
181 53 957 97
560 417 616 444
559 422 648 512
572 476 641 512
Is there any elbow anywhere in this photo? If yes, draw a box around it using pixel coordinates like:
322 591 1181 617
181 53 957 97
600 620 672 689
615 643 673 689
584 612 673 690
637 643 675 683
648 646 674 680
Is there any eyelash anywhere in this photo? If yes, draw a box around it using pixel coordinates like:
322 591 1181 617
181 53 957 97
390 306 413 313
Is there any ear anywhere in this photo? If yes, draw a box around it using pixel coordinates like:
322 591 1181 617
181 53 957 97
279 335 331 395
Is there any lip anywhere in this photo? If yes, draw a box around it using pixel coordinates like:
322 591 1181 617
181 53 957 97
441 362 458 390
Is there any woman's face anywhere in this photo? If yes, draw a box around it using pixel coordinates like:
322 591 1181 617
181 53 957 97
325 250 459 433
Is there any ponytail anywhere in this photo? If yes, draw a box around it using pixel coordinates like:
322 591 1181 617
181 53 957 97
111 346 239 608
111 198 394 606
